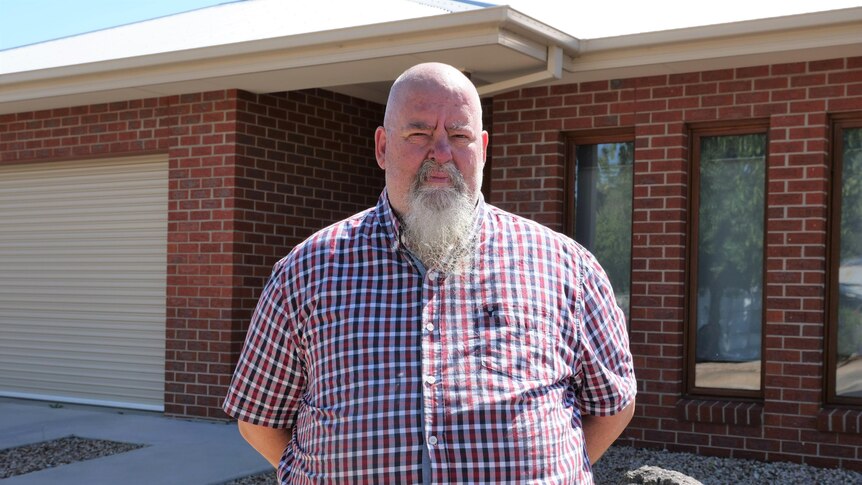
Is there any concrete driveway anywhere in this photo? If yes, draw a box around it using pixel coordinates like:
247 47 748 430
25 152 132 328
0 397 270 485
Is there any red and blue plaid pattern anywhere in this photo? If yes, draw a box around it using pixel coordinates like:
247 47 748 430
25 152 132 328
224 191 636 484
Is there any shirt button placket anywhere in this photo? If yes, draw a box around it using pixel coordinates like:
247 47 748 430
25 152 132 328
421 271 444 461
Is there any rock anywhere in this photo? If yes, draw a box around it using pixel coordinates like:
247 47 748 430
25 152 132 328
624 465 704 485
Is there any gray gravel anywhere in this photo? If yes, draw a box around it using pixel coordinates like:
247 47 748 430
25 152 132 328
0 436 145 479
592 445 862 484
223 469 277 484
3 437 860 484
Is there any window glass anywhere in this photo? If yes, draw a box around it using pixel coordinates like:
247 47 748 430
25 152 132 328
836 126 862 399
694 133 765 391
573 142 634 319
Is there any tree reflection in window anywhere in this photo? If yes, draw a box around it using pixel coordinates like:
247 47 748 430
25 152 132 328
836 126 862 398
573 142 633 320
694 133 765 391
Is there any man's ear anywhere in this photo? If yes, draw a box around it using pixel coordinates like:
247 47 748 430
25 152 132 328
481 130 489 164
374 126 387 170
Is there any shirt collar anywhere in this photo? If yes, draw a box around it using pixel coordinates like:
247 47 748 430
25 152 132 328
375 188 402 251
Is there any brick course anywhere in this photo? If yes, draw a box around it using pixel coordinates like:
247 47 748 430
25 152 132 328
490 56 862 471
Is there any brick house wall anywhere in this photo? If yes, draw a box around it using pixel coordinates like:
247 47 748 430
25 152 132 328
0 89 384 418
489 56 862 470
3 52 862 470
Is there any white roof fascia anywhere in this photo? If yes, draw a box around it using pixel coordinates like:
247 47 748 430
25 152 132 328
565 7 862 76
581 6 862 50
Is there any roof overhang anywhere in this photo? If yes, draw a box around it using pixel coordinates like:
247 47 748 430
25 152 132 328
0 6 577 114
564 7 862 83
1 5 861 115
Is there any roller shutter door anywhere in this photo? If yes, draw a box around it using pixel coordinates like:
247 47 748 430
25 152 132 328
0 156 168 410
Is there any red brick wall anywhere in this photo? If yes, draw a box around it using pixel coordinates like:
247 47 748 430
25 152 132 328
0 88 384 418
166 89 384 417
4 52 861 469
225 88 384 410
489 56 862 470
0 91 243 417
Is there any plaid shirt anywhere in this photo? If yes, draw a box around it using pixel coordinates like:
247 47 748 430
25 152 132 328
224 191 636 484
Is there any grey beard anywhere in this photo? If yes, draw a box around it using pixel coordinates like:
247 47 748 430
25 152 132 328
402 161 476 275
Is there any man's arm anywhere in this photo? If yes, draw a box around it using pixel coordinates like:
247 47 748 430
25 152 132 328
237 420 293 468
582 399 636 464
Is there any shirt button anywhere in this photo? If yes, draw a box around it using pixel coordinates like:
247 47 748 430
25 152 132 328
428 435 438 446
424 376 436 385
425 323 434 332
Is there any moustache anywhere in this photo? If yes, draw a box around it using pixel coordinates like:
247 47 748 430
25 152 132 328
415 160 467 191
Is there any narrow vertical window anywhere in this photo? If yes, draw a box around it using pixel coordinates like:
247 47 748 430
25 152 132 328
567 133 634 319
829 116 862 404
688 126 766 396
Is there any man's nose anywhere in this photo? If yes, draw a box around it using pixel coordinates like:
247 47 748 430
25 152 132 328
427 133 453 162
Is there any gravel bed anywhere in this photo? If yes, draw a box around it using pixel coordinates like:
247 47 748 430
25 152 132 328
223 469 277 484
223 446 862 484
592 445 862 484
0 436 146 479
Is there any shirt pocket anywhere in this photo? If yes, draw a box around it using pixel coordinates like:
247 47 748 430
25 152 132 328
475 303 558 383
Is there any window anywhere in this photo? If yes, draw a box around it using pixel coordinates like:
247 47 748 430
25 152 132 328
828 114 862 405
566 131 634 320
687 122 767 397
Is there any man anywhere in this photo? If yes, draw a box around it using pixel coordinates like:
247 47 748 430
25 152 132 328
223 62 636 484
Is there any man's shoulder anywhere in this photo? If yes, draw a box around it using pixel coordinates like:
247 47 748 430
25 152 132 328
482 203 596 263
484 204 575 243
275 206 383 267
302 206 381 248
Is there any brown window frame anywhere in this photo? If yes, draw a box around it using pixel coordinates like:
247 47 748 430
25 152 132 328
685 119 769 400
826 112 862 407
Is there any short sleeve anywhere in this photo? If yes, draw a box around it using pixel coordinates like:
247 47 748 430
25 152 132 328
222 260 309 428
574 251 637 416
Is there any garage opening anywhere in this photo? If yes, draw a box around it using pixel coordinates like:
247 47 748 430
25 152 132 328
0 156 168 411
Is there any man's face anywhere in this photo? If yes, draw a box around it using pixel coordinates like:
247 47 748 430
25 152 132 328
375 80 488 217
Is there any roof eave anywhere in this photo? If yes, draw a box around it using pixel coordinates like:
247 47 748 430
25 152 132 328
563 6 862 81
0 6 578 111
1 6 861 115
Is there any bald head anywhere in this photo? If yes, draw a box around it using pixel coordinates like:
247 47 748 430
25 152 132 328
383 63 483 130
374 62 488 218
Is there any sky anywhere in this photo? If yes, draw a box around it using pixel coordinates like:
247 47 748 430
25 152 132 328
1 0 860 51
0 0 232 50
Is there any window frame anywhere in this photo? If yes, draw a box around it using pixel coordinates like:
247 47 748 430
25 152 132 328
564 128 635 322
685 119 769 400
826 112 862 406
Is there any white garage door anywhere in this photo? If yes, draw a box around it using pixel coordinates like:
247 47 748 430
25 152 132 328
0 156 168 411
